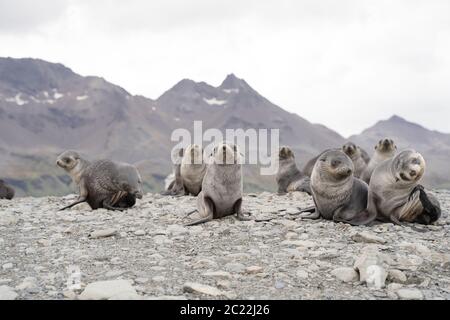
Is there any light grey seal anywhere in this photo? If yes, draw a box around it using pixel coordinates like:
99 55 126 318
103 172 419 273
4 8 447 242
299 149 376 225
361 138 397 184
56 150 143 211
185 142 248 226
342 142 368 179
276 146 311 195
0 179 15 200
367 149 441 226
161 148 185 196
180 144 207 196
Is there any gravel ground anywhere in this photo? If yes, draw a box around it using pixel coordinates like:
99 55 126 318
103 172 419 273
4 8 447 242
0 190 449 300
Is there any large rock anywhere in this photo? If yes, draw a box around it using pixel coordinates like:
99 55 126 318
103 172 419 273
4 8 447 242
0 286 18 300
331 267 359 283
79 280 140 300
397 288 424 300
354 246 387 289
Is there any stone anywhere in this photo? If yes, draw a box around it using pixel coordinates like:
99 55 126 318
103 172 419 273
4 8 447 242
79 280 140 300
296 269 309 279
0 286 18 300
354 246 387 289
331 267 359 283
365 265 388 290
224 262 246 273
89 228 117 239
388 269 407 283
203 271 232 279
134 230 146 236
397 288 424 300
245 266 263 274
352 232 386 244
2 263 13 270
183 282 224 297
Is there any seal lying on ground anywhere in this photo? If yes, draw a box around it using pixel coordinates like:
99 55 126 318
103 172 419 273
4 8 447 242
185 142 249 226
298 149 376 225
56 150 143 211
361 138 397 184
367 149 441 226
342 142 368 179
0 179 15 200
276 146 311 195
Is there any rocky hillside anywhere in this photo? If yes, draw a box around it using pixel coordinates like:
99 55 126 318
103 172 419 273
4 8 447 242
350 116 450 188
0 191 449 300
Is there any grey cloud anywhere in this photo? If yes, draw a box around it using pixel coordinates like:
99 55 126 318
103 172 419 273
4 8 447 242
0 0 69 33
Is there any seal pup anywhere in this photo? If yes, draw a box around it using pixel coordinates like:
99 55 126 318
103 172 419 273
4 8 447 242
180 144 207 196
361 138 397 184
367 149 441 226
56 150 143 211
298 149 376 225
342 142 368 179
185 142 248 226
276 146 311 195
161 148 185 196
0 179 15 200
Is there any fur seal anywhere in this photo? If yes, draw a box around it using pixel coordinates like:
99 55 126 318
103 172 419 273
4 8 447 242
180 144 207 196
162 148 185 196
302 154 320 177
276 146 311 195
362 138 397 184
56 150 143 211
0 179 15 200
367 149 441 226
342 142 368 179
299 149 376 225
185 142 248 226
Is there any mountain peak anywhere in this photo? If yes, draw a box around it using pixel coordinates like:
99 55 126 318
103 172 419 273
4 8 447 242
387 115 407 123
220 73 251 90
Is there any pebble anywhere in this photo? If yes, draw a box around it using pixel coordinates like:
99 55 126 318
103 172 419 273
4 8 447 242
245 266 263 274
388 269 407 283
89 228 118 239
0 286 18 300
134 230 146 236
79 280 140 300
397 288 424 300
203 271 232 279
352 232 386 244
183 282 224 297
331 267 359 283
2 263 13 270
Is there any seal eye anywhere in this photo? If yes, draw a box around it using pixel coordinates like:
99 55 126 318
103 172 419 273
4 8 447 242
411 158 420 165
63 157 71 163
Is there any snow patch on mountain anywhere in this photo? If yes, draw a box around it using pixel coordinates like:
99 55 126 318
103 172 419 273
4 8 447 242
203 97 227 106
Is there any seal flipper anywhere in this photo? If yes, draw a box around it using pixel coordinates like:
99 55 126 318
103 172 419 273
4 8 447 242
234 198 251 221
333 208 376 226
332 178 376 226
59 196 87 211
390 214 427 233
59 179 88 211
298 206 320 219
185 195 214 226
417 189 441 224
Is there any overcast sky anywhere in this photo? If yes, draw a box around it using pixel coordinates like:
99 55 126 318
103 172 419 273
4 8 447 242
0 0 449 136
